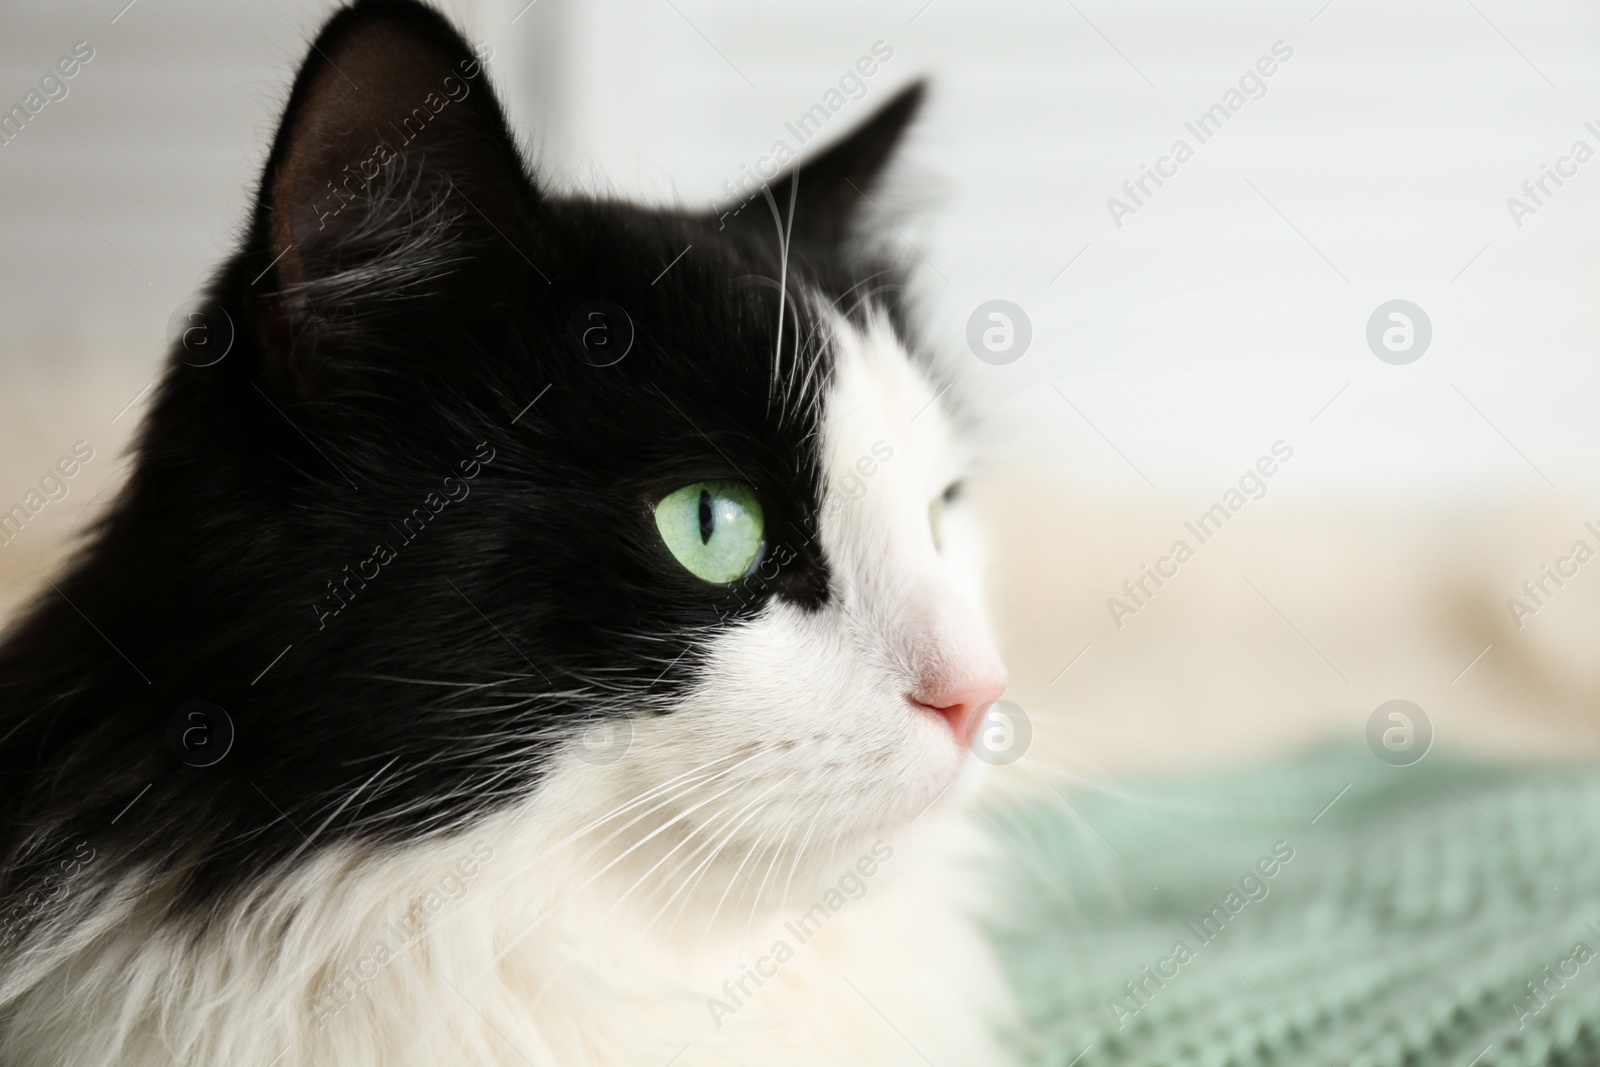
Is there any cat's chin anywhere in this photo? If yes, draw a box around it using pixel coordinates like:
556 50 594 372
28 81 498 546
521 732 981 939
586 776 981 964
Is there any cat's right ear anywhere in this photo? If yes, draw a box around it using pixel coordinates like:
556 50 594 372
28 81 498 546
247 0 533 394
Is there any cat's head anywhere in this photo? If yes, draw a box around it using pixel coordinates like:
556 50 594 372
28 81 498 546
11 0 1005 904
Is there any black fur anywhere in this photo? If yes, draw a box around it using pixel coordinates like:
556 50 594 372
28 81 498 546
0 0 924 944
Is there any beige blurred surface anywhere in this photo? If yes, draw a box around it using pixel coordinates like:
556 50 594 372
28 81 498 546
977 471 1600 778
0 364 142 627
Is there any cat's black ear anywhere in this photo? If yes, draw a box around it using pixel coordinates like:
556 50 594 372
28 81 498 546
720 80 925 254
250 0 530 390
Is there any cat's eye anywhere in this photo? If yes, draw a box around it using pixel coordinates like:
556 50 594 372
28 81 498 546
654 481 765 584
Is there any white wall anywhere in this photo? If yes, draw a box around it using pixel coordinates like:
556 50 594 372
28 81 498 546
480 0 1600 502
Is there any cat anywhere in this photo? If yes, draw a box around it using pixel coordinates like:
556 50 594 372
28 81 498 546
0 2 1015 1064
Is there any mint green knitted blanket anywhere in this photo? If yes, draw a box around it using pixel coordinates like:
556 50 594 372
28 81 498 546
986 748 1600 1067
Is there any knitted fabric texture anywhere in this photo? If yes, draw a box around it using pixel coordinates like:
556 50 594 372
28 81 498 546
986 747 1600 1067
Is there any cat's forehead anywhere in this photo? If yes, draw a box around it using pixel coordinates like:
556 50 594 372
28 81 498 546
520 202 918 486
821 310 962 490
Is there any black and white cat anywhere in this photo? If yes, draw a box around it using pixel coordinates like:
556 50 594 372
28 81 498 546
0 2 1014 1063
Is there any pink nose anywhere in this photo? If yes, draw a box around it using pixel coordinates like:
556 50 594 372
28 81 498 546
910 672 1007 747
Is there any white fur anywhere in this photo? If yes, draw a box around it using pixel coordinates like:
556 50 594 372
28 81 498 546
0 314 1015 1066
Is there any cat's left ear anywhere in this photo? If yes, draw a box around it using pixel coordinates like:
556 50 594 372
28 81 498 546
718 79 925 255
250 0 532 390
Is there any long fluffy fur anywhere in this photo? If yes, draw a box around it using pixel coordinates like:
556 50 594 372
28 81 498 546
0 3 1014 1063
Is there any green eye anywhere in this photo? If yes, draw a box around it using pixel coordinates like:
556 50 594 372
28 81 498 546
654 480 765 584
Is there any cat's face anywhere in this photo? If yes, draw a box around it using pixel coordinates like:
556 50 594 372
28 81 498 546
562 307 1007 872
0 0 1004 914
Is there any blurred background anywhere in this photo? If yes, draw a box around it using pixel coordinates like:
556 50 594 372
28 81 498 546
4 0 1599 778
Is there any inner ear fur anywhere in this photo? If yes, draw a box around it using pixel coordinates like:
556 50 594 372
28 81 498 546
251 0 530 388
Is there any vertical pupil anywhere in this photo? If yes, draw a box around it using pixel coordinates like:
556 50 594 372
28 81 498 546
698 489 714 544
